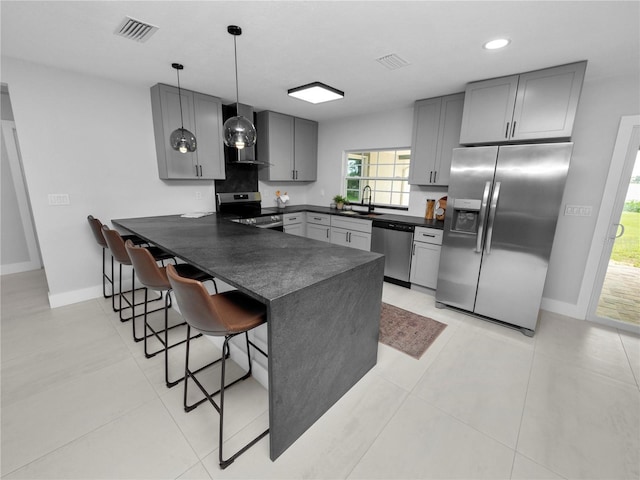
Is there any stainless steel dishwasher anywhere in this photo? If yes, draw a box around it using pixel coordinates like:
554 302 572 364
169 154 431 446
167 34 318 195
371 220 415 287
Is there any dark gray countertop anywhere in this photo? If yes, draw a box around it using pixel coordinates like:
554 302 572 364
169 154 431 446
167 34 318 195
113 214 383 303
263 204 445 229
114 213 385 462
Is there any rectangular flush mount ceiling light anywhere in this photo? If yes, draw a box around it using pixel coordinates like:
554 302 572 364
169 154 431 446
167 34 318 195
288 82 344 104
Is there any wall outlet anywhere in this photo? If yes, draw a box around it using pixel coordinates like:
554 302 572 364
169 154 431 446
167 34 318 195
48 193 70 206
195 191 202 200
565 204 592 216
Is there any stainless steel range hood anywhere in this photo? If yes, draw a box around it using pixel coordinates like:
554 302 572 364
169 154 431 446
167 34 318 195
223 103 270 165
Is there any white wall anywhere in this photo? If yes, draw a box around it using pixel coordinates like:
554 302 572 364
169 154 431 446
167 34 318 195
1 123 31 265
308 107 449 216
543 73 640 313
308 72 640 315
2 57 217 306
4 55 638 313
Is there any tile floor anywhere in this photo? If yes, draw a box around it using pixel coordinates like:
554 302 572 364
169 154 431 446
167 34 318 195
1 269 639 479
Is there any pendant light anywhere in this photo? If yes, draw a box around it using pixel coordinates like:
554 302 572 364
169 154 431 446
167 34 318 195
223 25 256 150
169 63 197 154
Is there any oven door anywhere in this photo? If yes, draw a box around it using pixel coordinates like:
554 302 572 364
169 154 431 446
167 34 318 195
256 221 284 231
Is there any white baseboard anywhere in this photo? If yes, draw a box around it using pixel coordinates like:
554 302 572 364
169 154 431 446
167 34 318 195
47 271 141 309
540 297 583 320
48 284 104 308
0 261 42 276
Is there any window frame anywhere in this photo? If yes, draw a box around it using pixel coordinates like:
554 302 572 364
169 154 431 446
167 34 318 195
343 148 411 210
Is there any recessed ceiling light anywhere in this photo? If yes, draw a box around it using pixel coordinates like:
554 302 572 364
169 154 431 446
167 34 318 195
288 82 344 104
483 38 510 50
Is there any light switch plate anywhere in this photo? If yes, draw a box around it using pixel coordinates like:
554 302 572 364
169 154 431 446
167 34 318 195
565 204 592 216
48 193 70 206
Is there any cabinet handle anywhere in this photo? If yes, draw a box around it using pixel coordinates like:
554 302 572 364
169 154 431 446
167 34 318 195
195 165 199 177
412 243 415 256
423 234 436 238
505 122 510 139
429 171 433 183
290 217 297 221
433 171 437 183
511 121 517 138
326 228 329 239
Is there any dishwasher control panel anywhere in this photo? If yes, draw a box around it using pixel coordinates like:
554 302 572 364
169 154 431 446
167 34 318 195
372 220 415 232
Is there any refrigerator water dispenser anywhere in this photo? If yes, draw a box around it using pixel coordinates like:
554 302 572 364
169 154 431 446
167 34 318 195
451 198 481 234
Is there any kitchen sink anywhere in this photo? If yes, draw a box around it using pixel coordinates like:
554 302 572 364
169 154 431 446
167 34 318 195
341 210 381 217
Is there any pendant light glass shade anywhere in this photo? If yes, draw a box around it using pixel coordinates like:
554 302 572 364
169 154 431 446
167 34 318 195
223 25 256 150
169 63 197 154
224 115 256 150
170 127 197 153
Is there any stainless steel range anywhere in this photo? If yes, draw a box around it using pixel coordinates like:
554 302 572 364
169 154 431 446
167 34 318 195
216 192 284 231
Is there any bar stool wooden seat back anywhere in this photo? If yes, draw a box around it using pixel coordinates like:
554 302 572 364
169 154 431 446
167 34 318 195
125 240 219 388
166 264 269 469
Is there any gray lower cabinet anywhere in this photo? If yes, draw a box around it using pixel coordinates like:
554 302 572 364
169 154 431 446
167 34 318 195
283 212 306 237
257 111 318 181
331 227 371 251
410 227 443 289
409 93 464 186
330 216 372 251
150 83 225 180
306 213 331 242
460 61 586 144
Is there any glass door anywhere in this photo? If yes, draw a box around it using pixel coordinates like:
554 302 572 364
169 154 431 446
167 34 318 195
594 151 640 327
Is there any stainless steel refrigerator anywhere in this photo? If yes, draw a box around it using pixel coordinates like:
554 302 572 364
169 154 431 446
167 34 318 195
435 143 572 335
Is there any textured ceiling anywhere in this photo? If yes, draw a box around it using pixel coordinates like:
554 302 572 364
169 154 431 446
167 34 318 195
1 1 638 122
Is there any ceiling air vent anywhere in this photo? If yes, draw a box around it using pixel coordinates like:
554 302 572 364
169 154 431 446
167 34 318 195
114 16 159 43
376 54 410 70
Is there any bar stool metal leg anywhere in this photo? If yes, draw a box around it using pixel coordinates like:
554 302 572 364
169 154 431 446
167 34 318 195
182 328 269 469
143 290 201 387
218 334 269 469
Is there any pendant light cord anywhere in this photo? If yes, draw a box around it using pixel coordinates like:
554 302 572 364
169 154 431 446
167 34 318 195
176 68 185 130
234 34 240 116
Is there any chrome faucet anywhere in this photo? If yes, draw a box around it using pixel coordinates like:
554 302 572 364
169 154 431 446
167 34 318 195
362 185 373 212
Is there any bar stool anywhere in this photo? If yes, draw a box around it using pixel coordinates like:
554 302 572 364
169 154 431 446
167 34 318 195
166 264 269 469
87 215 146 300
102 225 174 340
125 239 219 388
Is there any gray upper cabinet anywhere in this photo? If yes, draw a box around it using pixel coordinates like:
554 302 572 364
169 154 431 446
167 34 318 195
293 117 318 181
257 111 318 181
459 61 586 145
409 92 464 186
150 83 225 180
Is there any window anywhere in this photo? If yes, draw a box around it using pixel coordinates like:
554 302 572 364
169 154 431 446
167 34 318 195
345 149 411 208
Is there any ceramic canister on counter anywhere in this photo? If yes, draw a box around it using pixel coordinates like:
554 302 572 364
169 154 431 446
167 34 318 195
425 199 435 219
436 196 447 220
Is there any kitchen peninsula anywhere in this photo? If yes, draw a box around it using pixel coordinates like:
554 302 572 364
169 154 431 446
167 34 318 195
112 214 385 461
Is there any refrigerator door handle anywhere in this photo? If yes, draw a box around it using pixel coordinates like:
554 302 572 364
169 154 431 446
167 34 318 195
485 181 501 254
476 181 492 253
